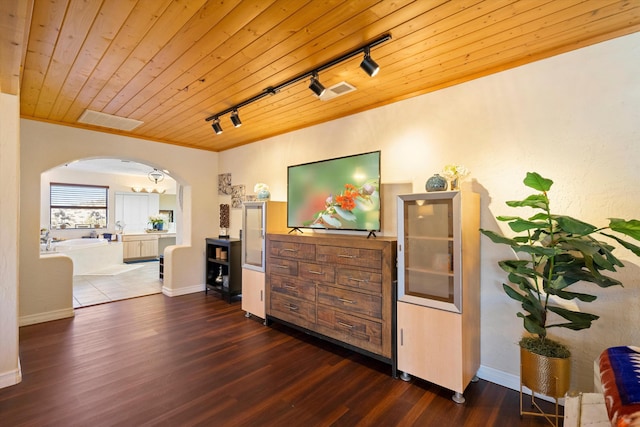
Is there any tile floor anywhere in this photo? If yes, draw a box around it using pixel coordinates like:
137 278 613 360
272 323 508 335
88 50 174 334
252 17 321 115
73 261 163 308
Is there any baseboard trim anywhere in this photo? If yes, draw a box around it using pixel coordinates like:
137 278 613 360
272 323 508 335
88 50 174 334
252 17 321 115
477 364 563 405
0 360 22 389
19 308 75 326
162 283 204 297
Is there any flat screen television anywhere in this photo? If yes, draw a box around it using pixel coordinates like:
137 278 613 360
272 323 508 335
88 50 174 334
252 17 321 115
287 151 381 232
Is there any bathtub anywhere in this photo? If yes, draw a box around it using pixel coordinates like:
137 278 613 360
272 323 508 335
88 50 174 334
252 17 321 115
54 238 109 251
42 238 124 275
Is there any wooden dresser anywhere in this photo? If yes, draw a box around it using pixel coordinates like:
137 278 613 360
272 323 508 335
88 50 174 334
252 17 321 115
265 233 397 365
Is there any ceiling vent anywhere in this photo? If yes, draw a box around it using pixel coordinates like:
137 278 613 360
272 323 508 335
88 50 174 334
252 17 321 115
78 109 143 131
319 82 357 101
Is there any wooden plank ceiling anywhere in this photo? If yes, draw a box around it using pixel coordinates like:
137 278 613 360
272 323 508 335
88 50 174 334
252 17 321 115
4 0 640 152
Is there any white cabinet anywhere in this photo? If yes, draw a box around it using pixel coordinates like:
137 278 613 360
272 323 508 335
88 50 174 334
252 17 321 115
115 192 159 232
242 268 266 319
396 191 480 403
241 201 286 320
121 234 159 261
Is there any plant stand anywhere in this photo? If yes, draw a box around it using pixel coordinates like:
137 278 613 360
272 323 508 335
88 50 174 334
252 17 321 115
520 380 563 427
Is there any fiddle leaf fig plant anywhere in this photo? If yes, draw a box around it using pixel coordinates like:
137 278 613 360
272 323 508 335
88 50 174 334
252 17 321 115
481 172 640 358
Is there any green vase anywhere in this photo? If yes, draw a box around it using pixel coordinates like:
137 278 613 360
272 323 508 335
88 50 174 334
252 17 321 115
426 174 447 192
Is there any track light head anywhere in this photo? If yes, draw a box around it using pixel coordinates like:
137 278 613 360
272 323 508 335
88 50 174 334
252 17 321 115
211 118 223 134
230 109 242 128
309 72 326 97
360 46 380 77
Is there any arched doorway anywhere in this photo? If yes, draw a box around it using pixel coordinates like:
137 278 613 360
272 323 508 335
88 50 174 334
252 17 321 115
41 158 178 307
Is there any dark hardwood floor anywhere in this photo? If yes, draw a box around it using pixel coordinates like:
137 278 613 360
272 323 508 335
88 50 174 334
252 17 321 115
0 293 560 426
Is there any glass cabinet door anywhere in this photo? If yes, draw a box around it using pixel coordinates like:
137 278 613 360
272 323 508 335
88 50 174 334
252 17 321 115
397 192 461 313
242 202 265 271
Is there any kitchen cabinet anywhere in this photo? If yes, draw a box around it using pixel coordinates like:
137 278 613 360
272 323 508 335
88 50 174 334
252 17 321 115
396 191 480 403
114 192 159 232
121 234 159 261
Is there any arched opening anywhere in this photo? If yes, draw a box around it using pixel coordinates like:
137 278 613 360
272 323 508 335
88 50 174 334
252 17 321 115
40 157 180 307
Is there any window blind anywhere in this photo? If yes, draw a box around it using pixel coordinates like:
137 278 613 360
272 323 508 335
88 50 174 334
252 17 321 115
50 183 108 208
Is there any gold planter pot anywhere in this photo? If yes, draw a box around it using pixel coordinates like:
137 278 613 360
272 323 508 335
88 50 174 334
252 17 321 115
521 347 571 397
520 347 571 427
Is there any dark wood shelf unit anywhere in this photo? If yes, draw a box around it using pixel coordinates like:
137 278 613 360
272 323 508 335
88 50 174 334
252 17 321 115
205 238 242 303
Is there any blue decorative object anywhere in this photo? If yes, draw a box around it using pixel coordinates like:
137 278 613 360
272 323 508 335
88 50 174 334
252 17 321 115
257 189 271 200
153 222 163 230
426 174 448 192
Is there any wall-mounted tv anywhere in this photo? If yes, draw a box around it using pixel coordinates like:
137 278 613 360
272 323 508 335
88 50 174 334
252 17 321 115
287 151 381 232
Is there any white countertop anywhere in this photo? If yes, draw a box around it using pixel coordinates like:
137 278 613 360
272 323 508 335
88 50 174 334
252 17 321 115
120 231 176 237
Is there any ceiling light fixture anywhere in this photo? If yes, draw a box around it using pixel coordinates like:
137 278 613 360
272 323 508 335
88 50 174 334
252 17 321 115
148 168 165 184
360 46 380 77
309 72 326 97
211 118 223 134
204 33 391 134
230 110 242 128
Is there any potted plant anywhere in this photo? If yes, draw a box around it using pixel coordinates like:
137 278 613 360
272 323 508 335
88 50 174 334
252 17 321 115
480 172 640 401
149 215 165 231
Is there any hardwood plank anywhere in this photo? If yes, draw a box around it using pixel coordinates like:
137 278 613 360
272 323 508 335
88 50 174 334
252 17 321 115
103 0 278 117
114 0 305 119
86 0 209 114
60 0 175 122
0 0 32 95
47 0 139 120
19 0 68 115
0 292 561 426
33 0 103 118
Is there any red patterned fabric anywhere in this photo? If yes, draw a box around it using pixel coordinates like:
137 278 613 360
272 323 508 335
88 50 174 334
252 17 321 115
599 346 640 427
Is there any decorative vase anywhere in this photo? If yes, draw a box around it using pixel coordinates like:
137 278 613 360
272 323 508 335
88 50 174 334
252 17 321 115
450 177 460 191
257 189 271 200
153 222 163 230
425 174 448 192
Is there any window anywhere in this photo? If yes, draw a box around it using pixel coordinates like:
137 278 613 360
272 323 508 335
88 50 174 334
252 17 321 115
50 183 108 229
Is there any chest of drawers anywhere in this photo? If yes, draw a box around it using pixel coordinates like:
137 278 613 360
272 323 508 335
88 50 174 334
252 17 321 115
266 233 397 362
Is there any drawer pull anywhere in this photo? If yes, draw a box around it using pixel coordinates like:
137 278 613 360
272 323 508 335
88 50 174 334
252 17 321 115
274 265 290 269
338 298 355 304
338 321 354 329
338 254 355 259
308 270 323 275
348 277 367 283
283 284 297 290
285 304 299 311
282 248 296 252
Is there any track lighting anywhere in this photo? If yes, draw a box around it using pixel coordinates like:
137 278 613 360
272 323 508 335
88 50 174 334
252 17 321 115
308 72 326 97
360 46 380 77
211 118 223 134
204 34 391 133
230 109 242 128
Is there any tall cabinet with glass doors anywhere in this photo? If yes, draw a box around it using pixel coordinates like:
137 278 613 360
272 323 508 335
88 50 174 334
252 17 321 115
241 201 287 322
396 191 480 403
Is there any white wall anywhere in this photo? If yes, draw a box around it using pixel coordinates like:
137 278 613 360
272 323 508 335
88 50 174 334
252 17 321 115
0 93 21 388
19 121 219 325
219 32 640 392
